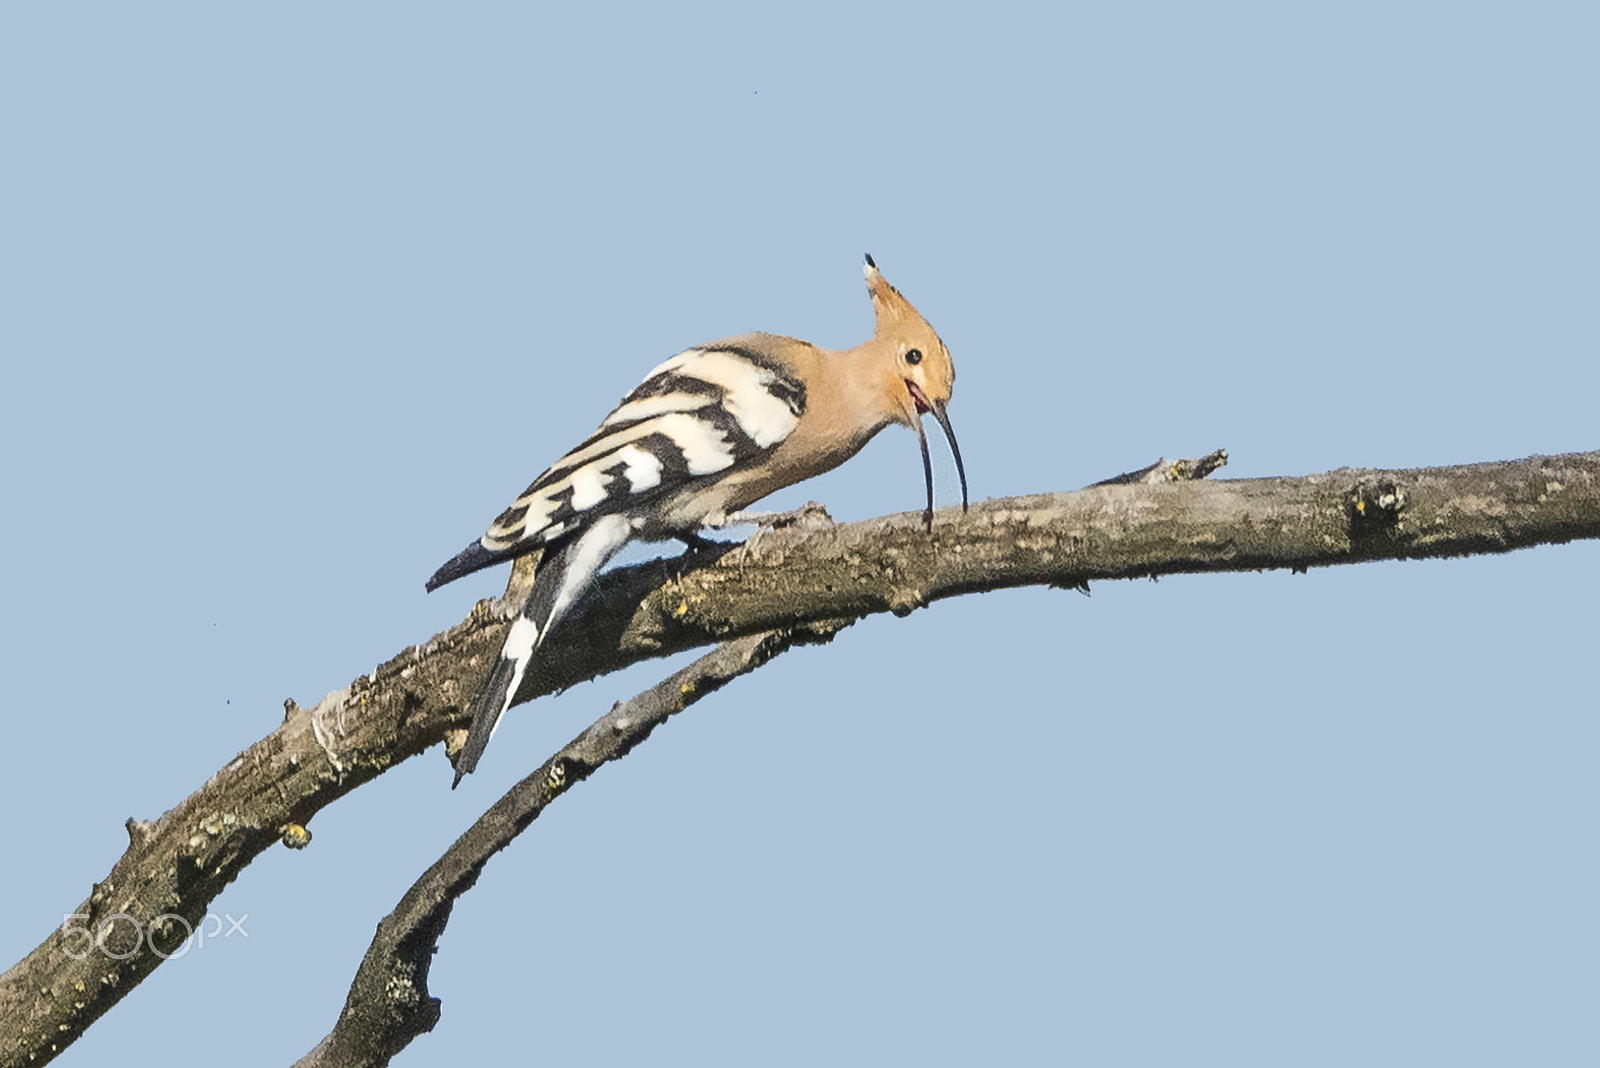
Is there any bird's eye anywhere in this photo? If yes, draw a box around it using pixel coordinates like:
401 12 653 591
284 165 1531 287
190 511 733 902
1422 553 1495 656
904 348 923 366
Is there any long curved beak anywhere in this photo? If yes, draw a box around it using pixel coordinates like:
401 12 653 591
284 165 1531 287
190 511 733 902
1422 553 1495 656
905 382 970 531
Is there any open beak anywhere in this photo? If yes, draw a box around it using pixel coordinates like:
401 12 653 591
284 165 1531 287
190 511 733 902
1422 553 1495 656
905 381 970 531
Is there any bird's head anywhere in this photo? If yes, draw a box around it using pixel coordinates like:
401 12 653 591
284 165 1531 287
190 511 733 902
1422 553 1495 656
863 254 968 529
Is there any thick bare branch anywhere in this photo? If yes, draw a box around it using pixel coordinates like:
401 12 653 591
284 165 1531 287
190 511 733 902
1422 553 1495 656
4 450 1596 1066
293 451 1230 1063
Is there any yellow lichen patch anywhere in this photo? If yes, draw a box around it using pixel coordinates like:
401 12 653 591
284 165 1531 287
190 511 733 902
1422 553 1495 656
281 824 313 850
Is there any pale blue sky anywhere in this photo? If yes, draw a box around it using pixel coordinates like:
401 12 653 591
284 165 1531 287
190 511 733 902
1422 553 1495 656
3 4 1596 1065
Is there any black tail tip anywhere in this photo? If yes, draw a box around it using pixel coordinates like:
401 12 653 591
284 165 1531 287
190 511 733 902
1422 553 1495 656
426 539 509 593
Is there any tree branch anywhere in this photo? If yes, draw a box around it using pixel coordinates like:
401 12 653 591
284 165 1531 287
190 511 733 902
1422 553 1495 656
4 450 1596 1065
293 622 845 1067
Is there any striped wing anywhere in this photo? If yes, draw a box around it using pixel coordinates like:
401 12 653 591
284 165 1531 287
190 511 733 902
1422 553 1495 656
480 337 808 554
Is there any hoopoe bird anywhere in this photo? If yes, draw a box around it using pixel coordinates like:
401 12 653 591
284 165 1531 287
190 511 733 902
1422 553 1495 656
428 256 966 786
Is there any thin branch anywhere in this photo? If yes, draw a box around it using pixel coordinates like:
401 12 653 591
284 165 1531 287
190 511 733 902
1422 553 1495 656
294 623 845 1067
4 450 1597 1066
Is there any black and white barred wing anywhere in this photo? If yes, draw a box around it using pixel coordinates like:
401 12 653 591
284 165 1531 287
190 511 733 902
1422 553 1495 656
425 338 808 591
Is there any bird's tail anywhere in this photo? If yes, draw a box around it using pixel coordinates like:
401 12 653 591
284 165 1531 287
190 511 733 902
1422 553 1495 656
452 656 519 788
449 513 634 787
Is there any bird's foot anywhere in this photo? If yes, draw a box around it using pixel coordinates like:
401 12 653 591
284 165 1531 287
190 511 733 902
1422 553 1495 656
712 501 834 565
713 501 835 533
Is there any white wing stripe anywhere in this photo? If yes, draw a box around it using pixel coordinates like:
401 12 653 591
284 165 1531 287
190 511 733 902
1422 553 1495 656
602 391 717 428
656 411 736 474
533 412 682 480
724 385 800 447
637 346 704 383
567 462 609 511
613 443 663 493
517 497 558 535
662 349 772 400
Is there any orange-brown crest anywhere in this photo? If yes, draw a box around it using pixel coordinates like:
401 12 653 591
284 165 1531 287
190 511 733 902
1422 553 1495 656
860 254 967 527
865 255 922 333
862 255 955 413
